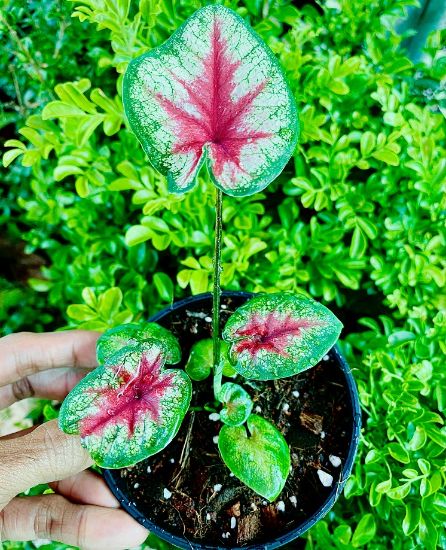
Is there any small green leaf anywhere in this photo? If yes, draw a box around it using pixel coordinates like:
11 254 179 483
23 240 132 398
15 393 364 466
419 514 438 550
372 148 400 166
3 148 24 167
28 278 52 292
222 361 237 377
75 176 90 197
403 504 421 536
417 458 430 475
218 414 290 501
350 226 367 258
432 493 446 514
67 304 96 322
219 383 253 427
408 426 427 451
365 449 381 464
383 112 405 127
125 225 152 247
334 525 352 545
328 79 349 95
82 288 97 309
54 165 84 181
190 270 209 294
43 403 59 420
360 131 376 157
42 101 86 118
153 272 174 302
177 270 191 288
375 478 392 493
387 442 410 463
98 287 123 320
4 139 26 150
351 514 376 547
185 339 232 382
424 424 446 448
185 339 213 381
388 331 416 346
387 482 411 500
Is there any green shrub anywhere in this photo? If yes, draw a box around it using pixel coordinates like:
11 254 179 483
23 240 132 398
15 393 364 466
2 0 445 549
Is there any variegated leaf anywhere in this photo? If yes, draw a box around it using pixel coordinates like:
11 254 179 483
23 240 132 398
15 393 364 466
219 382 253 427
123 5 298 197
223 293 343 380
59 342 191 468
96 322 181 365
219 414 290 501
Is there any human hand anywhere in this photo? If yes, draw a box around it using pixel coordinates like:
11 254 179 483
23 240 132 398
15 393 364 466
0 331 148 549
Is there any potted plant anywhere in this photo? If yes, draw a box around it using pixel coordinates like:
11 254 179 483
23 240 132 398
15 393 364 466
59 5 360 549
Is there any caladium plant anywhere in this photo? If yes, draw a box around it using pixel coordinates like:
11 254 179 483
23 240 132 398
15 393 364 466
60 5 343 505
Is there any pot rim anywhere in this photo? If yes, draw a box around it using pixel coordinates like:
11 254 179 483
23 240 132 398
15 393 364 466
104 291 361 550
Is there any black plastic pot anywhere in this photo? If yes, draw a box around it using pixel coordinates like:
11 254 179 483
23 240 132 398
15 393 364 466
104 291 361 550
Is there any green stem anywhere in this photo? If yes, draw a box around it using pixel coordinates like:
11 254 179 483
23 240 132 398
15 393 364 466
212 188 223 401
213 361 223 401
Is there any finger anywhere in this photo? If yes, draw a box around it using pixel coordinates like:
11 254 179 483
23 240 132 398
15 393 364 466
0 426 36 440
0 494 148 550
0 419 92 508
0 367 89 409
49 470 120 508
0 330 100 386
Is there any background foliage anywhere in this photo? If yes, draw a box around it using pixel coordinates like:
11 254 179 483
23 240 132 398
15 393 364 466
1 0 445 549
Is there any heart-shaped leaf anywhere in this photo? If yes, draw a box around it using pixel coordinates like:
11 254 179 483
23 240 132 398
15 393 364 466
59 342 191 468
218 414 290 501
123 5 298 197
97 322 181 365
185 338 234 381
219 382 253 427
223 293 343 380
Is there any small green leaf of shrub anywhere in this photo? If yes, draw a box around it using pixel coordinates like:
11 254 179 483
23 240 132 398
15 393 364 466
351 514 376 547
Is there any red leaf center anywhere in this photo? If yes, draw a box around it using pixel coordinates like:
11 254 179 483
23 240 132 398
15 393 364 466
233 312 321 359
80 352 173 439
155 16 272 180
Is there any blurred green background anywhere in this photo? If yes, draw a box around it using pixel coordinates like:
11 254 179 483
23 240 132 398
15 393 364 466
1 0 445 549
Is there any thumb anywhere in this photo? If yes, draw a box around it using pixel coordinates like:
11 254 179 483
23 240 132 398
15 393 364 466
0 420 92 509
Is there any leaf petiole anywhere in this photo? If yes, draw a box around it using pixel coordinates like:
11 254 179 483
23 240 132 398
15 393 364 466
212 187 223 402
213 359 224 402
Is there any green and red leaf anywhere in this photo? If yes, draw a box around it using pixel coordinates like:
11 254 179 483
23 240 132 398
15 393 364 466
223 293 343 380
59 342 191 468
123 5 298 197
97 322 181 365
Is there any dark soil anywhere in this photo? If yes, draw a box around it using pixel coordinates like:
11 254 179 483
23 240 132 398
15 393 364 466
113 294 353 547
